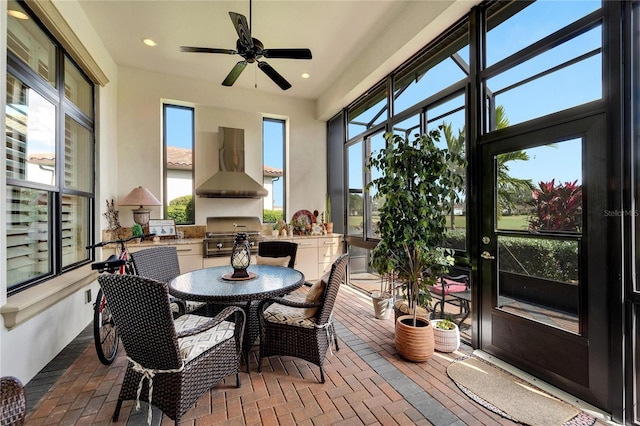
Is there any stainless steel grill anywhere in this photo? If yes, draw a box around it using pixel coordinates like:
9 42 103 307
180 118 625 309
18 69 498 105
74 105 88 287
203 216 264 258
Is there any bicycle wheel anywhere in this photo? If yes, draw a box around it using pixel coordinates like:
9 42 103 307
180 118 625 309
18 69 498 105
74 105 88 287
93 288 119 364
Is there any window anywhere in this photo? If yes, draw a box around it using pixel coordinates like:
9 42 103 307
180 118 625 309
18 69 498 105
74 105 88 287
348 83 387 139
163 105 194 224
5 0 95 294
427 94 467 251
484 1 603 130
393 25 469 117
263 118 285 223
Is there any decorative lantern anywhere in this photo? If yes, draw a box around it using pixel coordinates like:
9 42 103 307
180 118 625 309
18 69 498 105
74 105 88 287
230 232 251 278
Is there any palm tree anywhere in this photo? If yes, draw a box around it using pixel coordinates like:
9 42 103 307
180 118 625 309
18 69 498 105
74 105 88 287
442 121 466 229
493 106 534 214
441 105 533 225
497 151 534 214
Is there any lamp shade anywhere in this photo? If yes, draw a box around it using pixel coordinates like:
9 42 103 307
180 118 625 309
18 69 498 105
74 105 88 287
120 186 161 207
120 186 161 227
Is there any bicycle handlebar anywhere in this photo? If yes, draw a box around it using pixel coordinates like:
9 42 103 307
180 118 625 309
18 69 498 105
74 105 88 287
86 233 156 249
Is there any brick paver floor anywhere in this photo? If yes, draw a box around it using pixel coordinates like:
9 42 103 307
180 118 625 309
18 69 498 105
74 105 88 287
23 284 588 425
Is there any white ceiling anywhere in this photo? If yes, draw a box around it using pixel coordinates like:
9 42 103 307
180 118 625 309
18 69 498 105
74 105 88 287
78 0 470 103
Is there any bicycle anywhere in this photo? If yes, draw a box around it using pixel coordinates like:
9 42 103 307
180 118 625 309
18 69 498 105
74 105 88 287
87 233 154 364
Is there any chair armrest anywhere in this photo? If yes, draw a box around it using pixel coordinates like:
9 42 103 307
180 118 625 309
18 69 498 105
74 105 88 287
176 306 245 338
257 296 320 313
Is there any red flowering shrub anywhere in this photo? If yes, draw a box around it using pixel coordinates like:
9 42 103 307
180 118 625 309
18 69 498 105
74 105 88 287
528 179 582 232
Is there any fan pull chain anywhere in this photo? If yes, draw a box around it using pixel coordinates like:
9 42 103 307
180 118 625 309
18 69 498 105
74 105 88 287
255 65 257 89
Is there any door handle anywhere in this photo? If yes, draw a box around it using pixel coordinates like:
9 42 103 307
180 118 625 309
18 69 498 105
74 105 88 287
481 251 495 260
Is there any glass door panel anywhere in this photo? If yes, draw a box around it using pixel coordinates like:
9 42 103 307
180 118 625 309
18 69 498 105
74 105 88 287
494 138 582 334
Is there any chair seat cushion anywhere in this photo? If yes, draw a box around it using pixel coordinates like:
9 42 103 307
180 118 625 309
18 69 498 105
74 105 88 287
184 301 207 313
174 314 235 362
255 255 291 267
264 296 317 328
431 283 467 295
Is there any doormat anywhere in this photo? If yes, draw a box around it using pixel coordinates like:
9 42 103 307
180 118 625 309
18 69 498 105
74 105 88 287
447 356 595 426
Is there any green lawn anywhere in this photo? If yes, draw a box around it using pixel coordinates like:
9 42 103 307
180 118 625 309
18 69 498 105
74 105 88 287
497 215 530 230
347 214 530 231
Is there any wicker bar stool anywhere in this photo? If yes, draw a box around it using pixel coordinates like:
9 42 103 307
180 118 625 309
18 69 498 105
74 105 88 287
257 241 298 268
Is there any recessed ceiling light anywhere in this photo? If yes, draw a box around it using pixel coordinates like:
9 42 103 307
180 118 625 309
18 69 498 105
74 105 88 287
142 38 157 47
8 9 29 20
301 72 310 79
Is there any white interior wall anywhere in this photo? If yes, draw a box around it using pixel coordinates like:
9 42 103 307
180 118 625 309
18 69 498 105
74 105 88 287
116 67 326 227
0 0 119 381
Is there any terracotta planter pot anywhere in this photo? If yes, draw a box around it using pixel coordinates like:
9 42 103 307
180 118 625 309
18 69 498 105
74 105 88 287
394 315 434 362
324 222 334 234
431 319 460 352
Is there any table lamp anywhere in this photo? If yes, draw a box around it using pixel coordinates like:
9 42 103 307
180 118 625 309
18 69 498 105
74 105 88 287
120 186 161 227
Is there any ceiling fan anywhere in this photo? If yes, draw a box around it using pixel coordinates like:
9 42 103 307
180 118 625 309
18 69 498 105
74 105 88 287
179 2 312 90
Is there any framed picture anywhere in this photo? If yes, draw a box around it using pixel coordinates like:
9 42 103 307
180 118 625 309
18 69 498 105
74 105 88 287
148 219 176 237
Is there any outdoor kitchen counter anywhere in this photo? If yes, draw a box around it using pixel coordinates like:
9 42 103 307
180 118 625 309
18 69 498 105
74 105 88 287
261 234 345 281
100 238 205 273
124 238 203 247
101 234 345 281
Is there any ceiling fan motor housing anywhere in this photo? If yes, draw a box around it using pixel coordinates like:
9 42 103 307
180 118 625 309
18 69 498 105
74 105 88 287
237 38 264 62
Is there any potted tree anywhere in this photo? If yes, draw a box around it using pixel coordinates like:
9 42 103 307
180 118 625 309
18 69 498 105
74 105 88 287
367 128 464 361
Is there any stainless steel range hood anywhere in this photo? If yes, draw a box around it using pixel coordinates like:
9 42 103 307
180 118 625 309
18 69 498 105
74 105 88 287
196 127 268 198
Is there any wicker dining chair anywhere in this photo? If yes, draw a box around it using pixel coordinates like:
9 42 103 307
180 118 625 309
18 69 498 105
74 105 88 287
257 253 348 383
208 240 300 372
1 376 26 426
130 246 207 316
257 241 298 268
97 274 245 425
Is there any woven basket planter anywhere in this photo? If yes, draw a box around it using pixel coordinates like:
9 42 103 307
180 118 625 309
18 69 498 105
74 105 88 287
431 319 460 352
394 315 434 362
393 299 429 322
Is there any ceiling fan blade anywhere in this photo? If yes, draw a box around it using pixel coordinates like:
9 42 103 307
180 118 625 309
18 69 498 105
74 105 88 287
257 61 291 90
180 46 237 55
263 48 312 60
222 61 247 86
229 12 254 50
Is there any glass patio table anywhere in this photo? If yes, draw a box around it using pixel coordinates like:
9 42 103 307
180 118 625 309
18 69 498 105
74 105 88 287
168 264 305 371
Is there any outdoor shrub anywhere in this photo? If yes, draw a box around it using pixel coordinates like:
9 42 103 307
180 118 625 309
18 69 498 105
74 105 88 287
529 179 582 231
499 237 578 283
445 229 466 251
167 195 194 224
263 209 283 223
